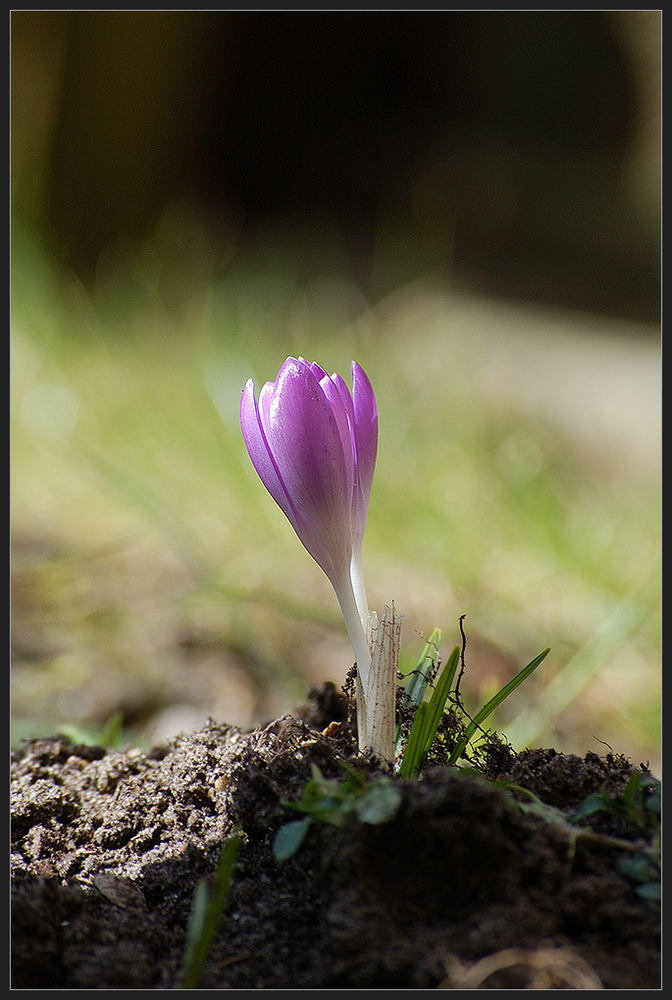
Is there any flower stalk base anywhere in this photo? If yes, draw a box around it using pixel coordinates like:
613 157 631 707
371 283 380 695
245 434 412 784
356 603 402 761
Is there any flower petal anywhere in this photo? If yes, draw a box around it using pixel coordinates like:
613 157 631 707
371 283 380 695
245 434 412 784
351 361 378 539
240 377 301 535
248 358 353 581
315 370 355 504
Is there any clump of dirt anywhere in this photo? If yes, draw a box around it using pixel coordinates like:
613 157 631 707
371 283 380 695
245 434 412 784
11 684 660 989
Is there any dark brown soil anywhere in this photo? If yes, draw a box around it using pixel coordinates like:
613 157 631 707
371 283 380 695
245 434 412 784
11 684 660 989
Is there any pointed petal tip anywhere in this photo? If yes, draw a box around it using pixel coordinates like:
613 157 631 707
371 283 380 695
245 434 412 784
240 377 259 438
240 377 254 411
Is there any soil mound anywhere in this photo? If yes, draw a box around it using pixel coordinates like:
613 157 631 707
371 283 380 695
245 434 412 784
11 691 660 989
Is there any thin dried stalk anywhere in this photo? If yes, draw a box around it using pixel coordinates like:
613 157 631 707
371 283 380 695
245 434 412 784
357 603 402 760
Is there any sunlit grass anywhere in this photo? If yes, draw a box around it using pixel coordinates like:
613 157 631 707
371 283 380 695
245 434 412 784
10 226 661 768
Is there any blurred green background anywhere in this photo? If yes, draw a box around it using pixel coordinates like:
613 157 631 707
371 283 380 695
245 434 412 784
11 11 660 771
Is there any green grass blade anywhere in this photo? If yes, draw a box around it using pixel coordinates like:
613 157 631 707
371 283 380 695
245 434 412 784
399 701 431 778
396 628 443 757
400 645 460 778
403 628 443 707
181 834 241 989
448 648 551 765
421 645 460 756
182 881 208 981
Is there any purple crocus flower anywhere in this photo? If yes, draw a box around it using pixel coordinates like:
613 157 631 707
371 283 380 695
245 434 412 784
240 357 377 687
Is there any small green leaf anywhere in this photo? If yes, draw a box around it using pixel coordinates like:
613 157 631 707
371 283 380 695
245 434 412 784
355 780 402 824
273 816 312 861
570 773 661 831
518 797 573 828
645 779 661 814
338 762 369 791
278 764 402 846
569 791 610 822
618 854 652 883
308 763 324 783
635 882 661 904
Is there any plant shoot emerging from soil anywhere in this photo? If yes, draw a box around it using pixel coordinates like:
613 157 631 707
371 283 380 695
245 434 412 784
241 357 398 757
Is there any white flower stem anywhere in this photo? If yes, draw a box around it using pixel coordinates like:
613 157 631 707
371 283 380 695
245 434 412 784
349 548 370 634
333 564 401 762
332 574 371 690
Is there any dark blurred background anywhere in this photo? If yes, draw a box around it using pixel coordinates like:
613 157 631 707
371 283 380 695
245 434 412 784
11 10 660 321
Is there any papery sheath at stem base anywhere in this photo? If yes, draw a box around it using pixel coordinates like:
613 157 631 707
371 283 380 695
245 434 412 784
357 603 402 761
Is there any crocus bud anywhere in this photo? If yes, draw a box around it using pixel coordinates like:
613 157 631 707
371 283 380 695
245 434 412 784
240 356 380 741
